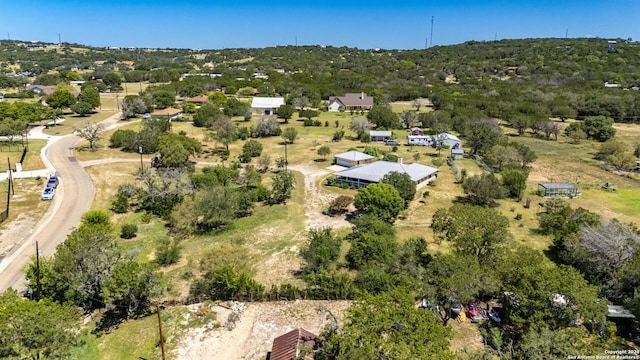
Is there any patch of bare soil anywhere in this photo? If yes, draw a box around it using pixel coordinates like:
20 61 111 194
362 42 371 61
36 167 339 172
0 213 36 261
172 300 350 360
287 165 350 231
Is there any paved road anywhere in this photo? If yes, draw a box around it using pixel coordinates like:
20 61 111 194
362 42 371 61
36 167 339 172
0 134 95 292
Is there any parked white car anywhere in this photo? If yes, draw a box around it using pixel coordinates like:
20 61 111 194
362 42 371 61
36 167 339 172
41 187 55 200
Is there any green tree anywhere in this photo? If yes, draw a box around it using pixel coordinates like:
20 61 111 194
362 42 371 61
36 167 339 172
381 171 416 208
462 172 505 206
208 91 228 106
269 170 295 204
281 127 298 144
193 103 222 127
102 72 122 88
70 100 94 116
102 260 162 317
79 86 100 109
240 139 263 163
170 187 245 233
299 109 319 121
565 116 616 142
0 291 80 359
276 104 295 123
300 228 342 274
317 145 331 160
158 132 201 168
317 289 453 360
367 104 401 129
464 120 502 154
211 116 236 151
354 183 404 223
431 203 511 264
36 211 120 311
152 89 176 109
46 89 77 110
502 168 527 201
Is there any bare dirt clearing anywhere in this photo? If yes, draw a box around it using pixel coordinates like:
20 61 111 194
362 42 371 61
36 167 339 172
173 300 350 360
287 164 350 231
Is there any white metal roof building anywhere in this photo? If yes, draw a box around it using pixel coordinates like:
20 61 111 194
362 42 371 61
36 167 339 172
370 130 392 142
334 150 376 168
251 97 284 115
334 160 438 188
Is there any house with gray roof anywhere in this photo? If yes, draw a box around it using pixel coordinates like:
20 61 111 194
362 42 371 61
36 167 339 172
328 92 374 112
435 133 462 149
334 159 438 189
369 130 392 142
334 150 375 168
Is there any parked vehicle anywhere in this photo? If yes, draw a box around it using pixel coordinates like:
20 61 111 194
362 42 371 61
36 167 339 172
41 187 55 200
46 175 59 188
385 139 401 146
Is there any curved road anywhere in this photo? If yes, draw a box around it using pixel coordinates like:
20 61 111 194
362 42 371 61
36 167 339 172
0 131 100 292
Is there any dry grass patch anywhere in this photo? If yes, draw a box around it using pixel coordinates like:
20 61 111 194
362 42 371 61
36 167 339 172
43 111 117 136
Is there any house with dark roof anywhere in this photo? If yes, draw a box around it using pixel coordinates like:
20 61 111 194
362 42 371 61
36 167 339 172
269 328 318 360
328 92 374 112
334 159 438 189
334 150 375 168
26 85 55 95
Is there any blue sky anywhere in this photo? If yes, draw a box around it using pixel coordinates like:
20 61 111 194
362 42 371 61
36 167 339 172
1 0 639 49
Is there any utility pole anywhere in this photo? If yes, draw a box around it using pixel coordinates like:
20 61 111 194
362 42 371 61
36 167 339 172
35 241 42 301
284 143 288 172
429 16 434 48
157 306 166 360
139 146 144 173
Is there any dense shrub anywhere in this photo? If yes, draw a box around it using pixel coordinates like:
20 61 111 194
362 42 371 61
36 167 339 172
120 224 138 239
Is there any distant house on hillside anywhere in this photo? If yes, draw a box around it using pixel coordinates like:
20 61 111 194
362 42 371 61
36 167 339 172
0 93 4 102
184 95 208 104
410 127 424 136
328 92 374 112
251 97 284 115
151 107 183 121
26 85 55 95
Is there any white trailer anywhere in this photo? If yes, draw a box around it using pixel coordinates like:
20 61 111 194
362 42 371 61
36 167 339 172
407 135 433 146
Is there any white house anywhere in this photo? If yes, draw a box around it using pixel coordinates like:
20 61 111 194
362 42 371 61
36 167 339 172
370 130 392 142
435 133 461 149
251 97 284 115
334 150 375 168
334 159 438 189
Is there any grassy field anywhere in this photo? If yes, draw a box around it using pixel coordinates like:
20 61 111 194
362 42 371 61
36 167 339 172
0 139 46 170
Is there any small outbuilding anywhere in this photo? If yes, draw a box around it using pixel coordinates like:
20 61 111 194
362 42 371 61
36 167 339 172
369 130 392 142
538 183 578 198
334 150 375 168
269 328 318 360
451 149 464 160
